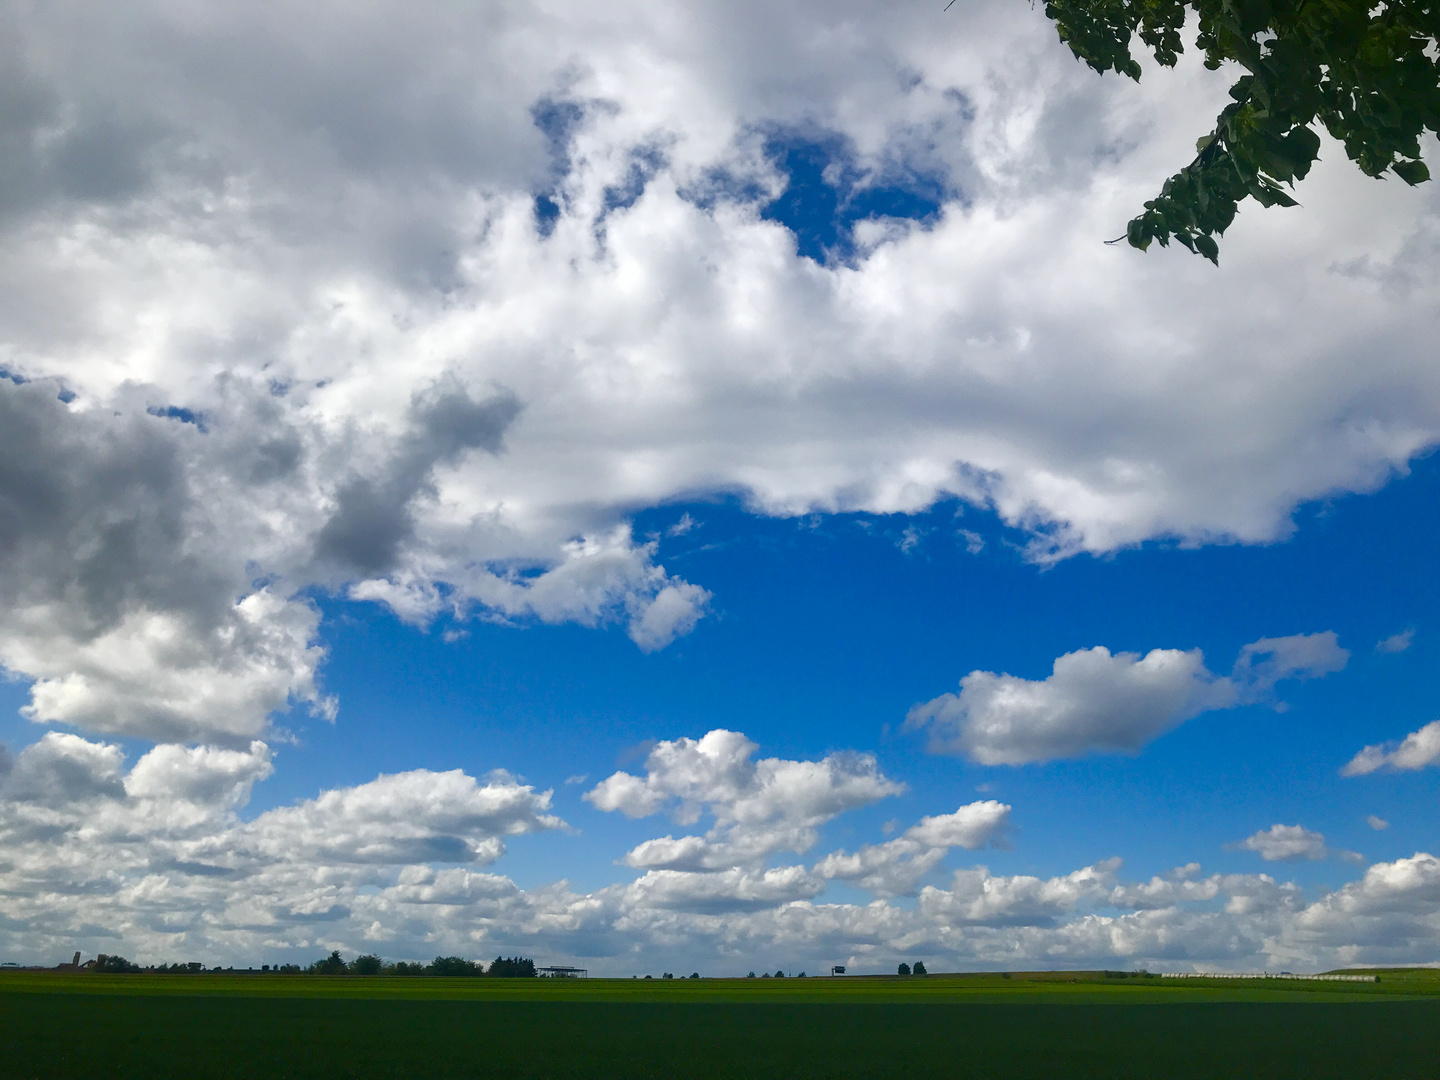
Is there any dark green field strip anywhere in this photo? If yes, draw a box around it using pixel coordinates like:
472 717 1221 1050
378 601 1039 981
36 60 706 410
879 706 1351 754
0 972 1428 1003
2 996 1437 1079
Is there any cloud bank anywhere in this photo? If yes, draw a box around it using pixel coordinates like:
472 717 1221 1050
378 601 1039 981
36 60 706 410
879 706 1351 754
2 727 1435 974
0 1 1434 742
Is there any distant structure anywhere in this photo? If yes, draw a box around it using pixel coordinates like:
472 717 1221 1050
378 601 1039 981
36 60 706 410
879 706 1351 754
536 966 588 978
1161 972 1378 982
831 965 846 976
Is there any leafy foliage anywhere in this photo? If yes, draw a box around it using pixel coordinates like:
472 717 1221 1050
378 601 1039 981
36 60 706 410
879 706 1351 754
92 955 141 974
309 950 348 976
898 962 912 976
913 961 928 976
487 956 537 978
428 956 483 977
1042 0 1440 261
350 954 383 976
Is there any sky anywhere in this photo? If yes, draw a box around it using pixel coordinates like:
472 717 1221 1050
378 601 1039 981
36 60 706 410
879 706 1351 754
0 0 1438 976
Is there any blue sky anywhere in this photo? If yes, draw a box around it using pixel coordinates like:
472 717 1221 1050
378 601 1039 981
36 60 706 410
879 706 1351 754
263 452 1439 899
0 0 1438 975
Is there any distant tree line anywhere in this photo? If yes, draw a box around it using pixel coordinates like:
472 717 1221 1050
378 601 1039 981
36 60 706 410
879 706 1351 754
82 952 539 977
308 951 538 977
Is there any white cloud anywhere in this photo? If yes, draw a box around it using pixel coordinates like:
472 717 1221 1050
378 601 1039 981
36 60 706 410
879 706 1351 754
1236 824 1330 862
1282 853 1440 964
920 859 1121 927
125 742 273 809
587 729 905 873
15 591 334 745
1375 628 1415 654
1343 720 1440 776
0 1 1433 742
7 731 1440 974
1229 633 1350 695
907 646 1226 765
908 632 1347 765
815 801 1011 896
1367 815 1390 831
623 866 824 914
0 732 126 806
247 769 564 866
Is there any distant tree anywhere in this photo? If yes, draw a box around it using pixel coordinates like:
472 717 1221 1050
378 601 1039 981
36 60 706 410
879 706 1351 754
93 955 141 973
912 961 928 976
689 972 700 979
429 956 481 977
388 961 425 976
797 972 806 978
310 951 348 975
774 970 785 978
747 971 757 978
487 956 536 978
278 964 302 974
761 972 771 978
1039 0 1440 261
897 963 912 976
351 954 383 976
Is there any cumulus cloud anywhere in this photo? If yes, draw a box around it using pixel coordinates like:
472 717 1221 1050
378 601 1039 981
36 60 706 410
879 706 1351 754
1236 825 1331 863
1367 815 1390 831
0 381 334 744
587 729 905 876
0 732 126 806
6 731 1440 974
920 859 1121 927
1342 720 1440 776
0 0 1435 742
0 732 564 961
581 730 909 913
248 769 564 866
908 632 1347 765
815 801 1011 896
623 866 824 915
0 0 1437 977
125 743 274 809
1283 853 1440 964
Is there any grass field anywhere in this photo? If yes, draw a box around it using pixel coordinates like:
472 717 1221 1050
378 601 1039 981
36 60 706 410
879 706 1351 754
3 971 1438 1079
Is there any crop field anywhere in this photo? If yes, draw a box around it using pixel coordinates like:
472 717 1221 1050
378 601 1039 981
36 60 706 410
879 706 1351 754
3 970 1438 1079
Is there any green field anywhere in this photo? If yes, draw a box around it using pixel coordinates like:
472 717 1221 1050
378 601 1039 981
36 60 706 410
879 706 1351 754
3 971 1438 1079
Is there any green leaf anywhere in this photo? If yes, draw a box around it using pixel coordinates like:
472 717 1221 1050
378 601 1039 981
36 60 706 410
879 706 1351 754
1392 159 1431 185
1046 0 1440 261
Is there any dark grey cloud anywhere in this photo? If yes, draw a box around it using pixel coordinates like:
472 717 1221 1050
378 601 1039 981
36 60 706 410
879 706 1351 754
0 379 205 627
0 733 125 806
0 377 332 743
317 382 520 576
